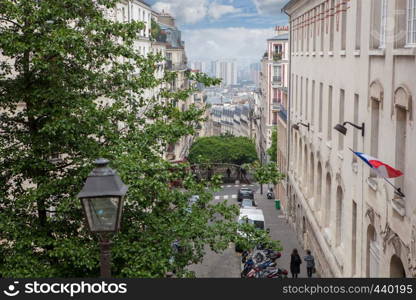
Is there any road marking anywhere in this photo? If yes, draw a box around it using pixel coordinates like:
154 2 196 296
220 185 225 189
232 195 237 199
227 185 232 188
241 184 247 187
223 195 229 200
215 196 220 200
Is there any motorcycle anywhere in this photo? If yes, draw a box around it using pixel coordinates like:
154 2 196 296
266 191 274 199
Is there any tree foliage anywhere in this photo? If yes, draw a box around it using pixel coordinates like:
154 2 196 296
267 127 277 163
188 135 258 166
245 162 286 186
0 0 274 277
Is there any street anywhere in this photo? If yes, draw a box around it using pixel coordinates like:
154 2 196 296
188 183 308 278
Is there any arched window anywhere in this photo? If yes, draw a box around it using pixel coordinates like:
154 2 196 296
316 162 323 212
309 153 315 199
335 186 343 246
303 145 308 184
324 173 332 227
390 255 406 278
369 80 383 177
394 86 412 191
366 225 380 277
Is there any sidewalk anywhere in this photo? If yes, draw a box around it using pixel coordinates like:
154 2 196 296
254 186 311 278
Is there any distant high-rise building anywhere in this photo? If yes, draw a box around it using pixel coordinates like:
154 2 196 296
211 60 237 86
190 61 207 73
249 63 261 87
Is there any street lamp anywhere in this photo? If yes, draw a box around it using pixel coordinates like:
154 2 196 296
77 158 128 278
334 122 365 137
292 122 310 131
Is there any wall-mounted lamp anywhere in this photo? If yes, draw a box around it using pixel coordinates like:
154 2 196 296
334 122 365 137
292 122 310 131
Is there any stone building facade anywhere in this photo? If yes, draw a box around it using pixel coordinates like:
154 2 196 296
283 0 416 277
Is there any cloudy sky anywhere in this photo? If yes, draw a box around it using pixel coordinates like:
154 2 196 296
147 0 289 66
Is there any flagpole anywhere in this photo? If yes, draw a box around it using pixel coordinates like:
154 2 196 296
348 148 405 198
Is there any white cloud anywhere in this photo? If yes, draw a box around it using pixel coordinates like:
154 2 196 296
252 0 287 15
208 3 242 19
153 0 208 24
152 0 241 24
182 27 274 65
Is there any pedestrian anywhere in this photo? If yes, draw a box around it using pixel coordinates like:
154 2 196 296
304 250 315 278
290 248 302 278
226 168 231 179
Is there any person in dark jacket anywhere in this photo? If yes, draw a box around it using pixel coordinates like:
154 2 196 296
290 248 302 278
304 250 315 278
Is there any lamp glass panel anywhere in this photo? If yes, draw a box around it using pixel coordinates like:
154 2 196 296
83 197 120 232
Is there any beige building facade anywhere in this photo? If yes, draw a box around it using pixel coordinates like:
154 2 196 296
283 0 416 277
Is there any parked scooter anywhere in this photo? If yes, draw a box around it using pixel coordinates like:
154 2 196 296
266 188 274 200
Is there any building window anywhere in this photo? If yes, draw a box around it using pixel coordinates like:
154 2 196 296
316 162 322 212
309 153 315 198
327 85 333 141
321 3 325 51
395 106 407 190
407 0 416 45
306 11 310 52
341 0 347 50
319 83 323 132
305 78 309 121
330 0 335 51
370 97 380 178
324 173 332 227
313 7 317 52
335 186 343 247
311 80 316 126
338 89 345 150
380 0 388 48
300 77 303 117
353 94 359 162
355 0 362 50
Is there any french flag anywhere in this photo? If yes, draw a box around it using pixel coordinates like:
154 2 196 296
353 151 404 179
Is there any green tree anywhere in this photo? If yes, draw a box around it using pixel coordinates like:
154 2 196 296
245 162 286 187
0 0 275 277
188 135 258 166
267 127 277 162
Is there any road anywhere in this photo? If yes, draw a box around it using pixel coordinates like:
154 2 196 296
188 182 308 278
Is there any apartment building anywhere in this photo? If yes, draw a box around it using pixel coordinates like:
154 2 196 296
209 103 252 138
283 0 416 277
154 12 198 162
260 26 290 156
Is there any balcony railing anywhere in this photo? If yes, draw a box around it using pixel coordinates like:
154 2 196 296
273 52 283 61
272 76 282 83
278 105 287 123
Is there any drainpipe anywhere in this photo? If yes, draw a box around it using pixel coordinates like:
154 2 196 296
283 9 292 217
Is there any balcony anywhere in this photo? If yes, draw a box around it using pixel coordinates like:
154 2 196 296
277 104 287 123
272 76 282 83
273 52 283 61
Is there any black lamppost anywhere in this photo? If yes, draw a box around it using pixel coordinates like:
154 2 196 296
77 158 128 278
334 121 365 137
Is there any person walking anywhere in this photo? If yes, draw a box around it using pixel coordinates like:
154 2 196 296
290 248 302 278
226 168 231 180
304 250 315 278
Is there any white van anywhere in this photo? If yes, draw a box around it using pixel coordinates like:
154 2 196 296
238 208 265 230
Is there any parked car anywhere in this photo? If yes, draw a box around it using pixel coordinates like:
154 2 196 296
237 188 254 202
240 199 257 209
235 208 266 252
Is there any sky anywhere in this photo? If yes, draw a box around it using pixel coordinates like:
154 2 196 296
147 0 289 67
